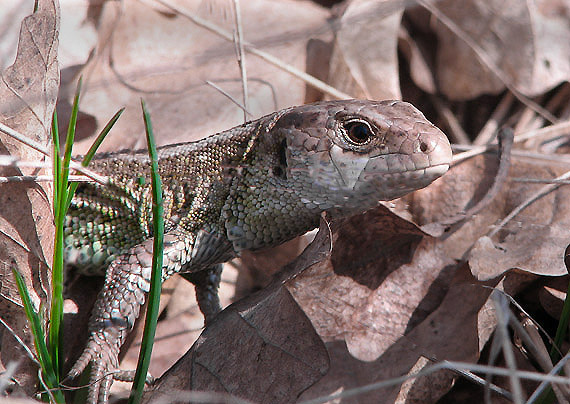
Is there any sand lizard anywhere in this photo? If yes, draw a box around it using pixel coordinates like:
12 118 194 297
64 99 452 403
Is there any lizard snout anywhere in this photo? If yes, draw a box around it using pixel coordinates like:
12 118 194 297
414 128 452 173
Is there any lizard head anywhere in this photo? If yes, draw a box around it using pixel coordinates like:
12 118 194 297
267 99 452 213
225 99 452 251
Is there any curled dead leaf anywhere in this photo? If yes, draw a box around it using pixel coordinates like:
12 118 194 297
0 0 59 394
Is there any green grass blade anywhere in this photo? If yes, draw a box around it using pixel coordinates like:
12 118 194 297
535 277 570 404
12 268 65 403
49 77 82 376
65 107 124 209
18 77 123 402
128 100 164 404
12 268 51 371
533 260 570 404
52 110 60 216
550 278 570 361
82 108 124 164
59 77 82 202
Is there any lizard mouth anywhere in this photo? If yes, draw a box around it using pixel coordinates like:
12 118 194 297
412 161 450 179
346 158 451 202
356 150 451 182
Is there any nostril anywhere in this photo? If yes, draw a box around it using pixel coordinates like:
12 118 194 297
419 141 429 153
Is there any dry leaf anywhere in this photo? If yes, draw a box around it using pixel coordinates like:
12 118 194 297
287 206 452 361
433 0 570 99
0 2 31 71
58 0 97 69
408 153 570 280
64 0 331 154
1 1 565 403
538 277 568 320
398 25 437 94
0 0 59 393
297 263 492 403
145 195 472 403
143 221 332 404
327 0 404 100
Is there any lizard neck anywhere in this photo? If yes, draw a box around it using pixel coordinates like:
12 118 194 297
222 179 322 252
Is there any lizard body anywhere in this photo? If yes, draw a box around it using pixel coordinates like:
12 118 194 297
65 100 452 403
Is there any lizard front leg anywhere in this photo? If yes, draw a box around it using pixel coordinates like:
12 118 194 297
68 230 229 404
68 237 155 404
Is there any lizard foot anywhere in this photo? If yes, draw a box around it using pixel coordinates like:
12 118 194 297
68 328 122 404
112 370 155 384
68 329 156 404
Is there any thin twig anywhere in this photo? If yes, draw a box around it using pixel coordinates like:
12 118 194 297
455 128 514 219
424 355 513 400
0 122 51 156
510 316 553 373
232 0 248 123
513 317 570 402
433 98 470 144
152 0 352 100
492 294 524 404
526 352 570 403
300 359 570 404
519 84 570 141
0 317 38 364
488 168 570 238
453 146 570 165
205 80 252 116
0 122 108 185
474 92 515 146
505 150 570 164
36 369 57 404
513 178 570 185
0 361 19 395
452 118 570 165
515 120 570 144
0 175 90 184
452 144 494 164
0 156 49 169
480 286 562 359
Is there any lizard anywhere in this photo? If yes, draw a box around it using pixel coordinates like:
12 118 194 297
64 99 452 403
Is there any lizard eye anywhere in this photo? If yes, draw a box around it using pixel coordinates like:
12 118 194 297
343 120 373 145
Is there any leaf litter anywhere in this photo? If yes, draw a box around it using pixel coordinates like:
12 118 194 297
2 0 570 403
0 0 59 396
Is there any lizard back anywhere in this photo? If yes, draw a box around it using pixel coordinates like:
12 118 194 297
64 120 261 275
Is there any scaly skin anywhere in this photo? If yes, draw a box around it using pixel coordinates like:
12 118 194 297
65 100 452 403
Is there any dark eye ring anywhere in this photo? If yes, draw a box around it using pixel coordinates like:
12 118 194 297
343 119 373 145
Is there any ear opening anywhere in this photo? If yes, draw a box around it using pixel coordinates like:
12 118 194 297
272 137 288 179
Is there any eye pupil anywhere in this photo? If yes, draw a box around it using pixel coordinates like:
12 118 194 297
345 121 372 144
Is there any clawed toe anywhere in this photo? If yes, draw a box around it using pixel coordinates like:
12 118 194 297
68 331 122 404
